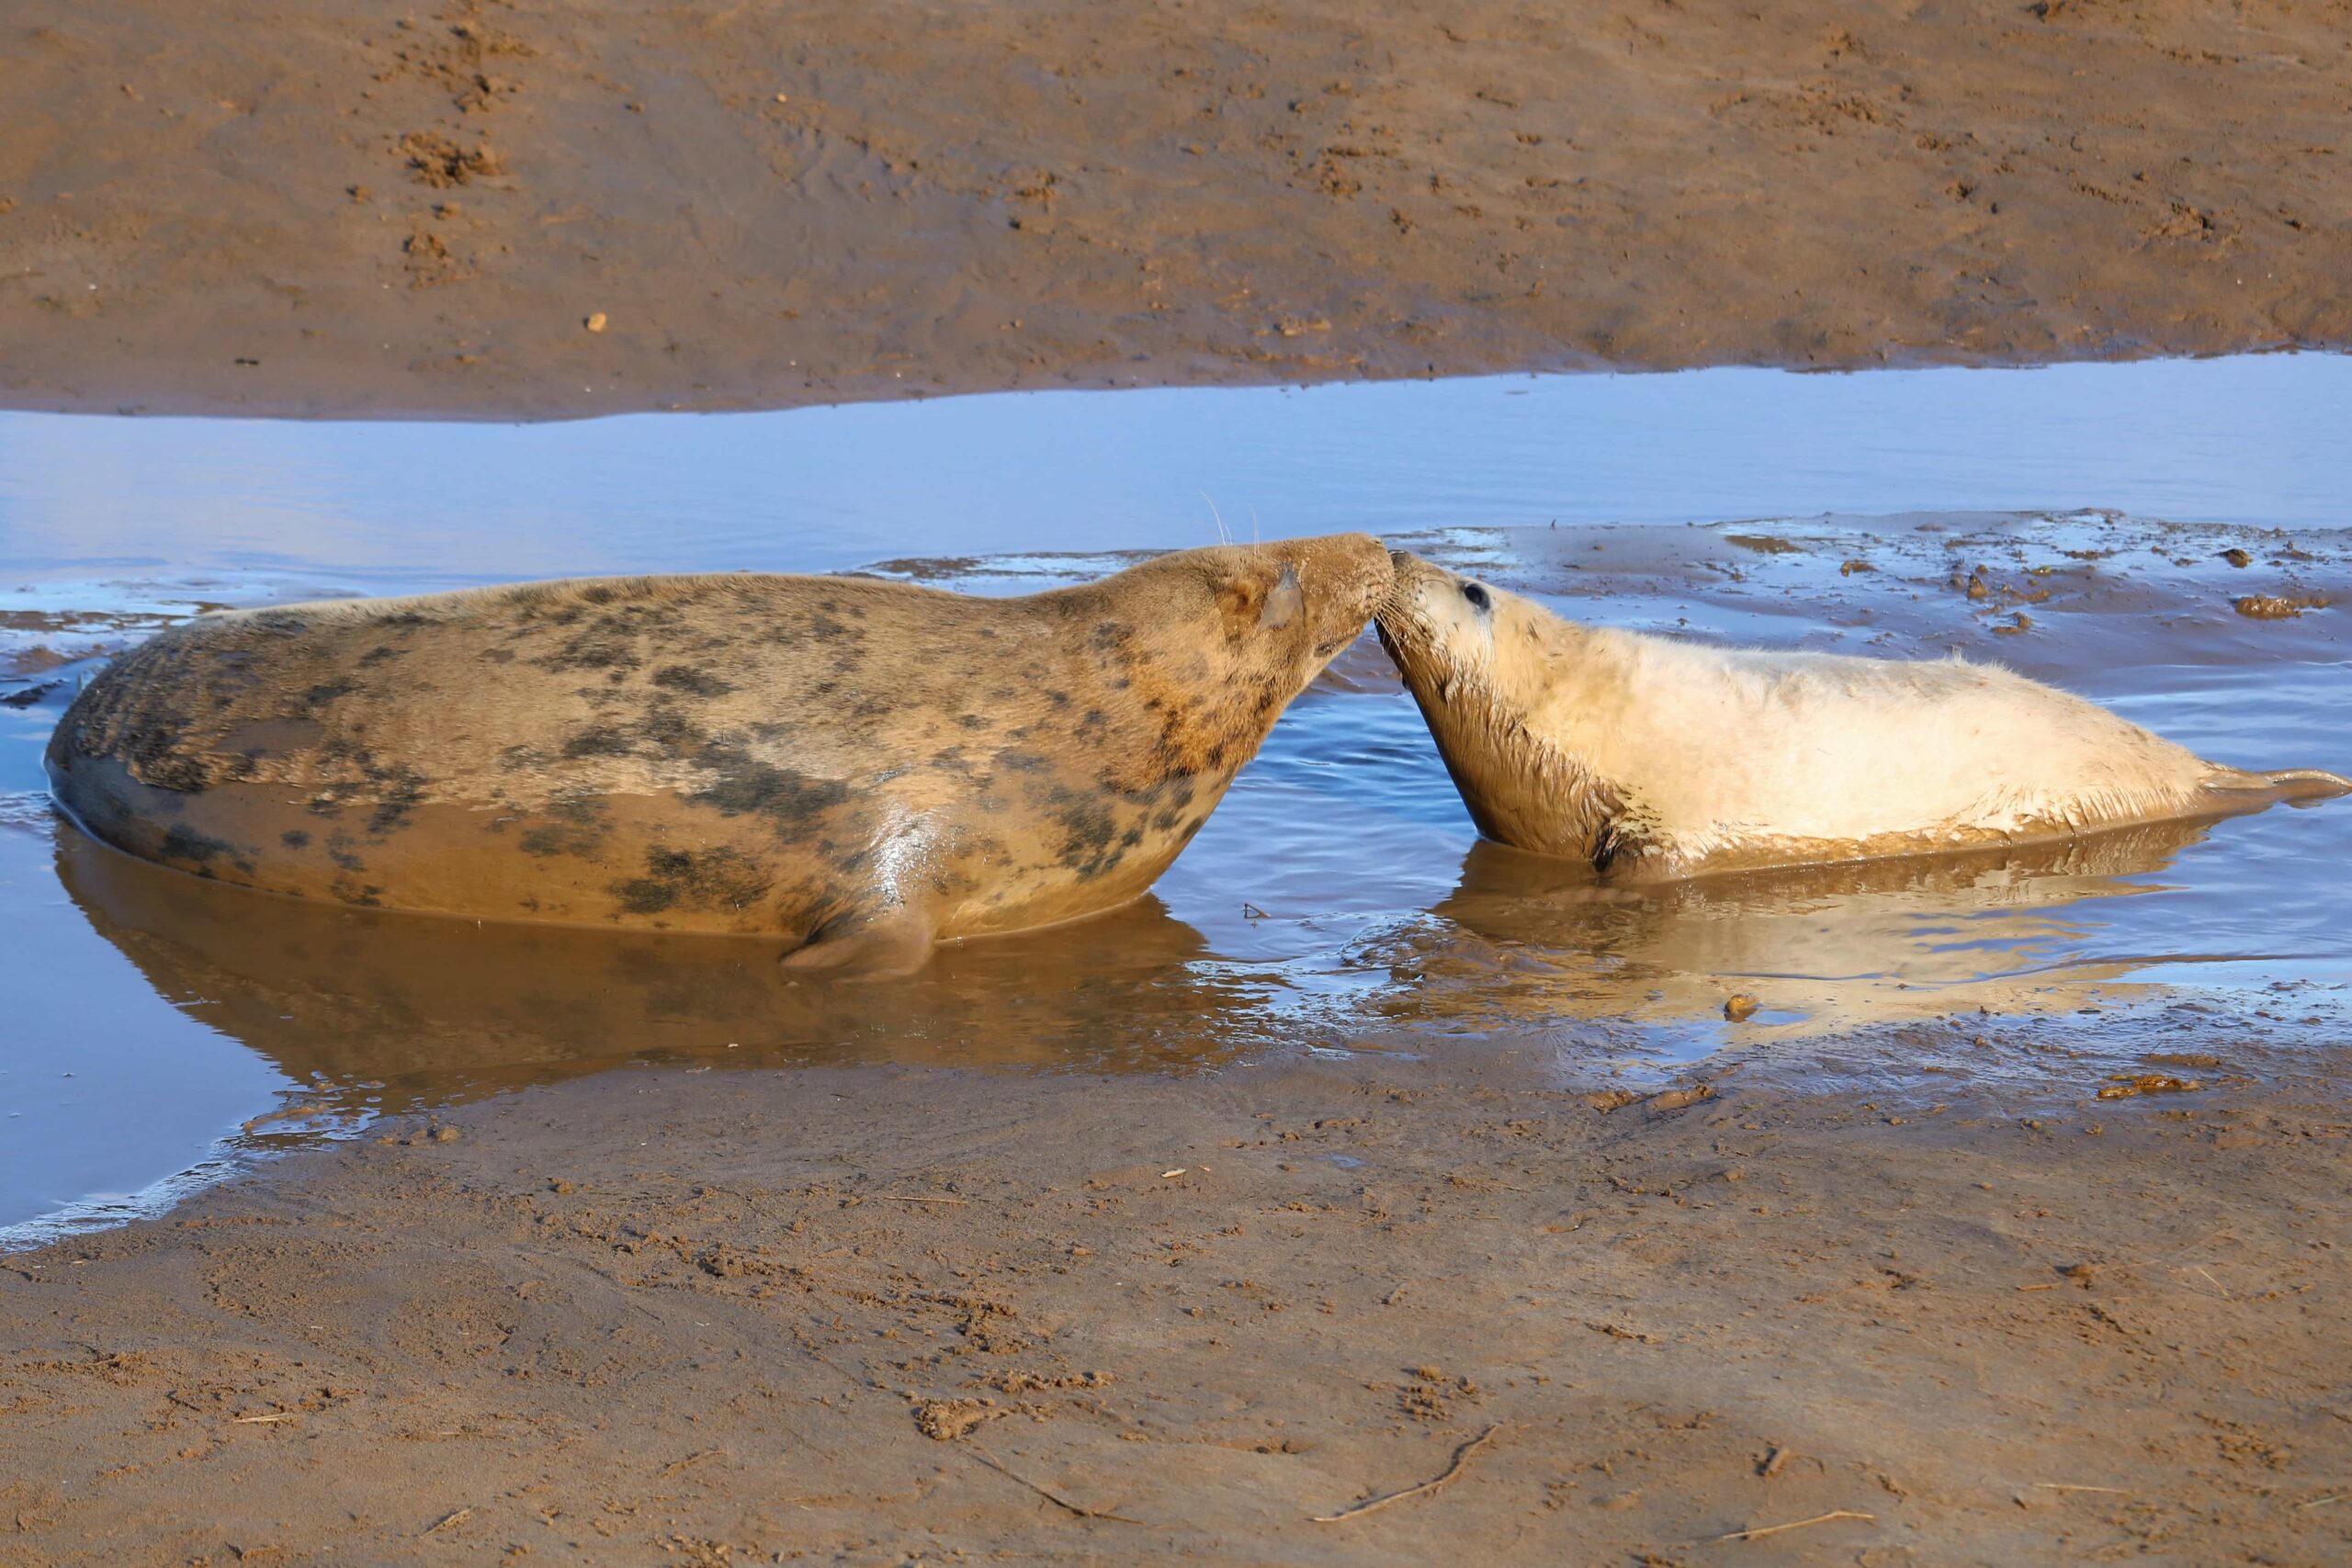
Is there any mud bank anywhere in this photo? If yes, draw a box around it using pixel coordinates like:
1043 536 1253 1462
5 0 2350 418
4 1039 2348 1565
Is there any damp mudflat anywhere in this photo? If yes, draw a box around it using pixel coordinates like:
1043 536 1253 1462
1 354 2346 1238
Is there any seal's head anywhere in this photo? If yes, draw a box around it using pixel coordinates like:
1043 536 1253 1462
1375 550 1623 859
1081 527 1385 714
1374 549 1549 702
1192 530 1393 671
1035 533 1389 796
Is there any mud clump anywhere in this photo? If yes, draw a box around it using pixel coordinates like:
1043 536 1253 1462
2233 594 2330 621
694 1243 782 1280
1 680 64 709
2096 1074 2203 1100
401 227 470 287
912 1398 998 1440
399 132 505 188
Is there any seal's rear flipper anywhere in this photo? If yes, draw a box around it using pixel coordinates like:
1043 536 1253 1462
780 908 934 976
2199 766 2352 807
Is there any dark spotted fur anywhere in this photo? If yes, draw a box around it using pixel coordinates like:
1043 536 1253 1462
48 537 1388 964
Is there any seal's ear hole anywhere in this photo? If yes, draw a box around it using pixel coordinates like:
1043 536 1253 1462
1261 565 1303 632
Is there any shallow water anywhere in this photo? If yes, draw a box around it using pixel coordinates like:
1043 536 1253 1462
3 355 2348 1238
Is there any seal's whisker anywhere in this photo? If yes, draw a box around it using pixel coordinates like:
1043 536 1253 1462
1200 491 1228 547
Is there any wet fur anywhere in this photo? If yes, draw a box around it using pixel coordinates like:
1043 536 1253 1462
1377 552 2351 879
49 536 1390 966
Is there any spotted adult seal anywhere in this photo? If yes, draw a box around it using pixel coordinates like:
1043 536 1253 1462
1377 551 2349 879
48 534 1388 968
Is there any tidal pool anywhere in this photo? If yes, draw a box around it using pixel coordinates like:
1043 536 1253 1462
2 355 2347 1239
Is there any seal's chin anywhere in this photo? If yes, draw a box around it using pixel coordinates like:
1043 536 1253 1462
1372 606 1445 703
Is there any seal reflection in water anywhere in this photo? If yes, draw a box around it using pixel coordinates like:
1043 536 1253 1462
1396 825 2221 1034
47 535 1389 970
1377 550 2350 880
53 828 1270 1116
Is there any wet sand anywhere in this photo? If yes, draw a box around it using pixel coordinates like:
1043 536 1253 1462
5 0 2352 417
5 1041 2349 1564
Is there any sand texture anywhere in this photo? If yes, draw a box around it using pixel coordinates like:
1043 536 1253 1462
5 1045 2348 1564
4 0 2350 417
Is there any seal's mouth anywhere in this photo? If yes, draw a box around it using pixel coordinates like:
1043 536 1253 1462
1374 550 1446 646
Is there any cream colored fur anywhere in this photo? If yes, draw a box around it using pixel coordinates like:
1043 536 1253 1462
1379 553 2347 878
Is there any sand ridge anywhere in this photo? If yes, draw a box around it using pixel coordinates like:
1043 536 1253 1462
4 0 2349 418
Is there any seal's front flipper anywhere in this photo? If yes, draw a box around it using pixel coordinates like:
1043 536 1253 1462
780 908 934 976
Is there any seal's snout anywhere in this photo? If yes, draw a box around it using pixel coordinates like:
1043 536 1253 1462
1380 548 1423 614
1376 549 1444 629
1383 548 1449 588
1282 530 1392 642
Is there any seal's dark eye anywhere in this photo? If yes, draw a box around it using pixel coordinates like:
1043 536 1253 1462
1461 582 1492 612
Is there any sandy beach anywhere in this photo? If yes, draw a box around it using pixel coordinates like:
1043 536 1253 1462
4 0 2350 418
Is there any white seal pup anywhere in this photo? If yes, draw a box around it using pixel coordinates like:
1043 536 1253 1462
1376 551 2350 879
